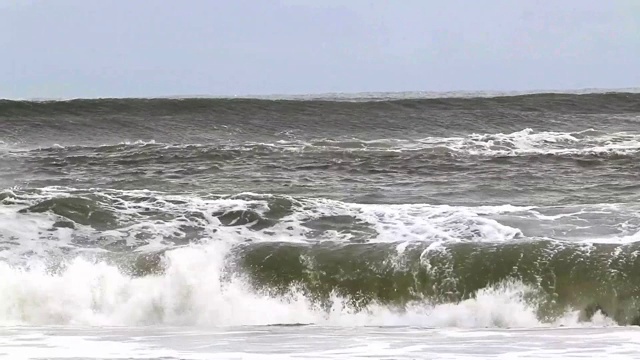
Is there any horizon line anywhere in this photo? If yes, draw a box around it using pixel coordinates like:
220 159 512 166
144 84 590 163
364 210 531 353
3 86 640 102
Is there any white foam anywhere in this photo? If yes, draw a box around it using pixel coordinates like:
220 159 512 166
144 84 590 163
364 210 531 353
0 187 527 259
413 128 640 157
8 128 640 157
0 240 616 328
3 187 640 267
584 230 640 244
244 129 640 157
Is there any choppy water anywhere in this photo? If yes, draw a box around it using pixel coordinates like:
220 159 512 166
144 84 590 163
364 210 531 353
2 91 640 358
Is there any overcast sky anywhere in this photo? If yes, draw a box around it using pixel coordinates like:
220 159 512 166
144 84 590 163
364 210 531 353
1 0 639 98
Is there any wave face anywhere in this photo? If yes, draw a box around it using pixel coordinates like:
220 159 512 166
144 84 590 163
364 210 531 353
2 91 640 327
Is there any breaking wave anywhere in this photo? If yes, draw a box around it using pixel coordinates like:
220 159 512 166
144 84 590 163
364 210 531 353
1 188 639 327
5 129 640 159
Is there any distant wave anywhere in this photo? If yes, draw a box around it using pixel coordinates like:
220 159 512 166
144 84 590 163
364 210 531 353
3 92 640 117
9 129 640 158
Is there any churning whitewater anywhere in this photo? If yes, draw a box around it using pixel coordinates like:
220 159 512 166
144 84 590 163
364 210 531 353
2 92 640 330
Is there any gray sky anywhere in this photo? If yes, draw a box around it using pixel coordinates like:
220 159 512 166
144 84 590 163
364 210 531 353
1 0 639 98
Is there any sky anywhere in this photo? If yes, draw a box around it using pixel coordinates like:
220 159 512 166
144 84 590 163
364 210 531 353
1 0 639 98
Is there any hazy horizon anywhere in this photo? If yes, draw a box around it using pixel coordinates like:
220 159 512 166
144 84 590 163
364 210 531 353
2 86 640 102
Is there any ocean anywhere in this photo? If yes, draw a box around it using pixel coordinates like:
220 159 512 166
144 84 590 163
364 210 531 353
1 91 640 359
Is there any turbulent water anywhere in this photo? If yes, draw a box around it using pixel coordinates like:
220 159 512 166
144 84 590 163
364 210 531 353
2 92 640 358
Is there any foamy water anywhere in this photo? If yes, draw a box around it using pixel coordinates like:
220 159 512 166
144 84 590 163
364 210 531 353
2 325 639 360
